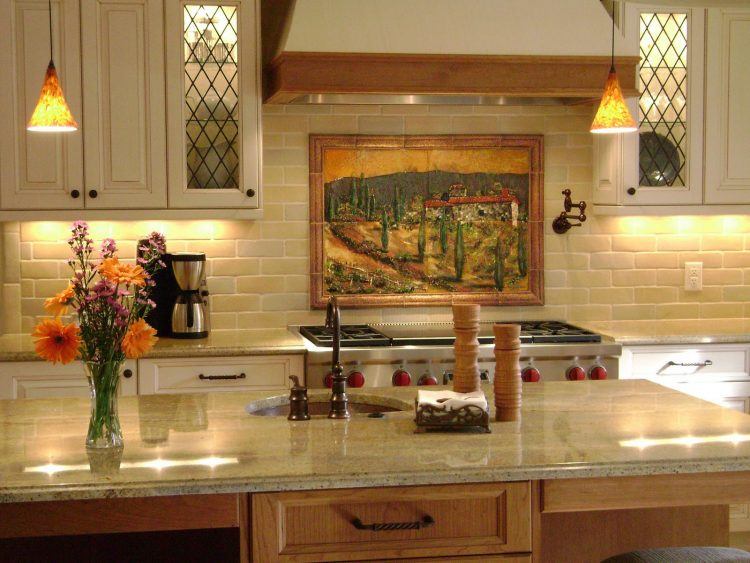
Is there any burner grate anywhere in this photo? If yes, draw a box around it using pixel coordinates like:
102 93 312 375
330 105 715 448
299 321 601 347
299 325 391 347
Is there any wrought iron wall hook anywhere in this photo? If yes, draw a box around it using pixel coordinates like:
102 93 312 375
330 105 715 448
552 189 587 234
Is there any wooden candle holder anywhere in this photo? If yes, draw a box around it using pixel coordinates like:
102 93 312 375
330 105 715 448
452 304 481 393
493 323 522 422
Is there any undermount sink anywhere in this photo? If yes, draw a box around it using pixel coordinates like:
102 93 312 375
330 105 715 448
246 395 411 417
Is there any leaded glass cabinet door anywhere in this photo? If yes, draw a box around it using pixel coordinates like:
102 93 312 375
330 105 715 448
622 4 705 205
166 0 260 209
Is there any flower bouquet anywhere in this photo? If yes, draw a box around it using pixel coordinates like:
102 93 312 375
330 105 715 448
32 222 166 448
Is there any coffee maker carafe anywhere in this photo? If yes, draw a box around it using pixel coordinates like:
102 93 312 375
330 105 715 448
170 253 209 339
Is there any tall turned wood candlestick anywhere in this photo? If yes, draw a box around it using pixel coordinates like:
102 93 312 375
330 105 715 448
493 323 522 422
452 304 481 393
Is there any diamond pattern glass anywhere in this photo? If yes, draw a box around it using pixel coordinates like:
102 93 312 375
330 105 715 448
638 13 688 187
183 5 239 190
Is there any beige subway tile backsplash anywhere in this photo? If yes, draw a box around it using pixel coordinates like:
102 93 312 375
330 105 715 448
4 104 750 332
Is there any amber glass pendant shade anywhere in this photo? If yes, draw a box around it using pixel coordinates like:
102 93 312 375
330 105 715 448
590 68 637 134
27 60 78 132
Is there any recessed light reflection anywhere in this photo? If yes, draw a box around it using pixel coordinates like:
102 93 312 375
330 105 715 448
621 433 750 449
24 456 238 476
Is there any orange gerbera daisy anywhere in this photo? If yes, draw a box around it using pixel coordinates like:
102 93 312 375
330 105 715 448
32 319 80 364
121 318 158 359
43 284 75 317
99 257 147 287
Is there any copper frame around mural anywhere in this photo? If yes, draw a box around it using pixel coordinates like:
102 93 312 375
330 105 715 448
309 135 544 309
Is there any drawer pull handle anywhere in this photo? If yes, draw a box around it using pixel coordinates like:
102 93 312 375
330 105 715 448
198 373 246 381
351 515 435 531
666 360 713 368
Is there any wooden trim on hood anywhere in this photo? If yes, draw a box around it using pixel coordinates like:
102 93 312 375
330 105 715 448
264 52 640 104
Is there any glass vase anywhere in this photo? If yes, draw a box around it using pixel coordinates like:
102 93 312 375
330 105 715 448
85 360 123 449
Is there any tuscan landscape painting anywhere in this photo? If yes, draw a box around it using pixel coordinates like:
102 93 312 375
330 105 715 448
310 135 543 308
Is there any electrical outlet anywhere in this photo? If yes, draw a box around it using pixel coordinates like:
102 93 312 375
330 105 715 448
684 261 703 291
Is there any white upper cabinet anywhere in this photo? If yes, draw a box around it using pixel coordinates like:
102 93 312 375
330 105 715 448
0 0 262 217
594 4 705 207
704 9 750 204
81 0 167 209
165 0 261 209
0 0 84 210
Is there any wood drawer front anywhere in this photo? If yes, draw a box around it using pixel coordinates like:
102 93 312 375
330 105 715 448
625 345 748 382
0 494 240 538
252 483 532 562
138 355 303 394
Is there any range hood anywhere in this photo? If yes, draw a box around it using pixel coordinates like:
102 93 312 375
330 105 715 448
263 0 640 105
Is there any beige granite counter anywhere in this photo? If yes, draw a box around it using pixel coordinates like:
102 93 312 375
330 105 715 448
2 380 750 503
578 319 750 346
0 329 305 362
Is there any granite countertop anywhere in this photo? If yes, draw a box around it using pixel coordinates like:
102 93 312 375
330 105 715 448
0 329 306 362
2 380 750 503
577 320 750 346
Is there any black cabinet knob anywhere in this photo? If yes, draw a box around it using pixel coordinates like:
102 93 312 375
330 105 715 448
246 189 255 197
70 189 80 199
123 369 133 379
626 187 637 196
89 189 98 198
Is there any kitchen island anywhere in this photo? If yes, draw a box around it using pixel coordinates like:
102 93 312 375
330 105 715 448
2 380 750 561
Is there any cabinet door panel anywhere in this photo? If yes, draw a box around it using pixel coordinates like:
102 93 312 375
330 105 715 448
0 0 83 210
624 4 704 205
705 9 750 204
81 0 166 208
165 0 261 209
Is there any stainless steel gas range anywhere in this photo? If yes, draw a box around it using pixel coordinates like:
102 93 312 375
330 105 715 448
295 321 621 389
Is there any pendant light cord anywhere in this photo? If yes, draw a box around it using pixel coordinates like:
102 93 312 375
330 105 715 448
48 0 53 62
610 3 616 73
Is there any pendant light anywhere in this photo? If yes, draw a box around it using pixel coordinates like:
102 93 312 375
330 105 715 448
27 0 78 132
590 7 637 134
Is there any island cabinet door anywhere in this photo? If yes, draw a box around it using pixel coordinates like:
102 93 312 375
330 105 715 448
0 360 137 399
252 482 532 562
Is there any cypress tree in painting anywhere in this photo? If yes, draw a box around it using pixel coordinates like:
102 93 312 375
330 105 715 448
454 222 465 281
494 236 505 291
417 210 426 262
393 186 402 225
439 209 448 254
380 208 389 251
327 194 337 221
350 176 357 208
517 226 527 277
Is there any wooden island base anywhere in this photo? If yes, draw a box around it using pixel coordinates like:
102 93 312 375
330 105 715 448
0 471 746 562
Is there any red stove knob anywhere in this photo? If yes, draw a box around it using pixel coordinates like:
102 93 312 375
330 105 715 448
588 365 608 380
418 374 438 386
347 370 365 388
566 365 586 381
323 372 334 388
392 368 412 386
521 366 541 382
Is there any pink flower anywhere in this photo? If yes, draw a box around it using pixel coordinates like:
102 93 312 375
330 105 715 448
101 238 117 258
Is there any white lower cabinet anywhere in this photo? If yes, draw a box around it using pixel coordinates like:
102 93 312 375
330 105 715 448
0 360 137 399
621 342 750 531
137 355 303 395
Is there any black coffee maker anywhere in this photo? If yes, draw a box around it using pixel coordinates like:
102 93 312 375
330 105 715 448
144 251 178 337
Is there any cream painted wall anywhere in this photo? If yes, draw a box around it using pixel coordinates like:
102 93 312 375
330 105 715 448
3 103 750 335
284 0 637 56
